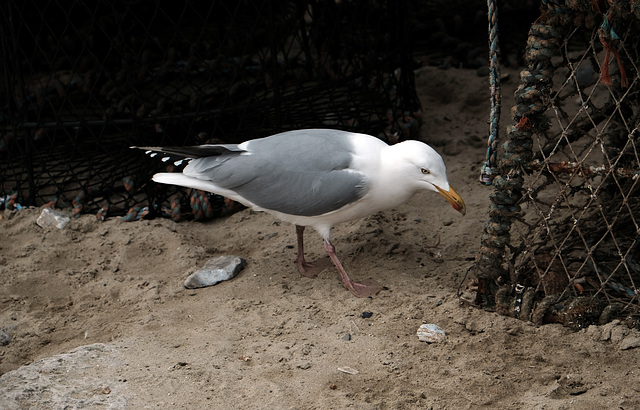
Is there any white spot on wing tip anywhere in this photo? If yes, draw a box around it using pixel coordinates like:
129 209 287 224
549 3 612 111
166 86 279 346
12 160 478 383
150 153 158 157
161 157 170 162
145 150 152 154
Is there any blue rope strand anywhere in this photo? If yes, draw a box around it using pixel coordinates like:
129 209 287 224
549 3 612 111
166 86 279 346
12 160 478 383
480 0 502 185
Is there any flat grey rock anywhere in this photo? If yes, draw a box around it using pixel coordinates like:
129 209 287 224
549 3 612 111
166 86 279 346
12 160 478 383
184 255 246 289
0 343 127 409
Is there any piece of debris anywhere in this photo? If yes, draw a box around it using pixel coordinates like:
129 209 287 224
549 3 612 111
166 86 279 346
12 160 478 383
0 329 11 346
36 208 71 230
361 311 373 319
184 255 246 289
417 323 446 343
337 366 359 375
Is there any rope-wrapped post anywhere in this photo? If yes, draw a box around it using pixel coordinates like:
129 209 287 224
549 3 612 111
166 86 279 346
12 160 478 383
474 15 566 308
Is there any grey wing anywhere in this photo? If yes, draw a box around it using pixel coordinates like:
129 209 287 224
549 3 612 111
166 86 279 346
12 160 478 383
184 137 368 216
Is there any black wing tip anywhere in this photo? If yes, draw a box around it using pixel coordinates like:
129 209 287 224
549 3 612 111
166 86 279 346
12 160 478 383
132 144 244 160
133 147 191 165
131 146 162 151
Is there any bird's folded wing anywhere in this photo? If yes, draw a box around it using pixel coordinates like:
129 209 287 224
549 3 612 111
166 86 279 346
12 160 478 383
184 150 369 217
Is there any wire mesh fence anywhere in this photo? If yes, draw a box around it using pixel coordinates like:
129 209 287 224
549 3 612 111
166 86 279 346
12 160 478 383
474 2 640 328
0 0 420 220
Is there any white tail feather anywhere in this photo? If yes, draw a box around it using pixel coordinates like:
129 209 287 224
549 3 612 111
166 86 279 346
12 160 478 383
152 173 249 207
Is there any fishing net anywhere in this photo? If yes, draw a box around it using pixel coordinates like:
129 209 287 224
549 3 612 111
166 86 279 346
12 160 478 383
474 1 640 329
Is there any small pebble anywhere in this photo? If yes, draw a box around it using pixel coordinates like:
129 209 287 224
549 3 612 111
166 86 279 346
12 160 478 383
341 334 351 341
0 329 11 346
476 66 490 77
184 255 246 289
361 311 373 319
574 63 598 89
417 324 446 343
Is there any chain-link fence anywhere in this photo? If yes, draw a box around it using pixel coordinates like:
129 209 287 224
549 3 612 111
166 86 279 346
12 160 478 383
0 0 420 220
474 2 640 329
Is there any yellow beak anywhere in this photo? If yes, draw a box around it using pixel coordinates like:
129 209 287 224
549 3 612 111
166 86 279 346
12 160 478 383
435 185 466 216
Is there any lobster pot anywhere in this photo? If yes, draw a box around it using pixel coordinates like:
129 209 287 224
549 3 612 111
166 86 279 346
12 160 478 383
0 0 420 218
474 3 640 329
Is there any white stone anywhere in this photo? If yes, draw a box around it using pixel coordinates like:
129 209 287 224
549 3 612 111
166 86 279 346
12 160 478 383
36 208 71 229
417 324 446 343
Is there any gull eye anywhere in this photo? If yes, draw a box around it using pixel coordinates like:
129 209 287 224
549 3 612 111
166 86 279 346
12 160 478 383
421 168 430 175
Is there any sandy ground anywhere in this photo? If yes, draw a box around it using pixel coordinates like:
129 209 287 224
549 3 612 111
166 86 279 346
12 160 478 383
2 67 640 409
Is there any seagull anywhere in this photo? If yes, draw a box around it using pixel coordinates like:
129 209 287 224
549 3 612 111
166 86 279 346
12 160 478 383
133 129 465 297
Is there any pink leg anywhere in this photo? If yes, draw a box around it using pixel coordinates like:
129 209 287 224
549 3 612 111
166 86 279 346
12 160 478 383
323 239 383 298
295 225 329 278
